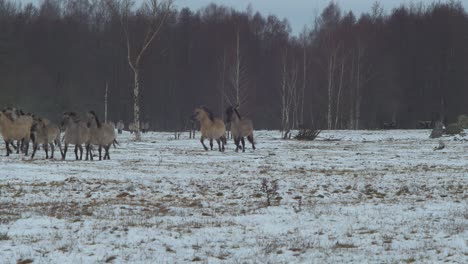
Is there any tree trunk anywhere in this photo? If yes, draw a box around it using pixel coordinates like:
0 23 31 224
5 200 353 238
235 30 241 109
334 58 345 129
301 46 306 126
327 54 335 130
220 49 226 117
355 47 362 130
348 51 356 129
104 82 108 123
133 69 141 141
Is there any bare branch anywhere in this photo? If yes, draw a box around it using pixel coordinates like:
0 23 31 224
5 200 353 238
135 0 173 67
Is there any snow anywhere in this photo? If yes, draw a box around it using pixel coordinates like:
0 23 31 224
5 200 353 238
0 130 467 263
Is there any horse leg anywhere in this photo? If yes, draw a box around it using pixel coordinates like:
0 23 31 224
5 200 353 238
74 145 79 160
98 145 102 160
210 139 213 150
87 144 93 161
200 137 208 151
44 143 49 159
57 140 64 158
31 143 38 159
20 139 26 154
62 143 68 160
78 145 83 160
50 143 54 159
105 145 110 160
221 136 226 151
216 139 222 151
5 140 11 156
16 140 21 154
237 137 242 152
248 135 256 150
234 137 240 152
241 137 246 152
24 139 29 156
10 141 17 150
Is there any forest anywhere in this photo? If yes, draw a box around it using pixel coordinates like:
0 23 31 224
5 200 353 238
0 0 467 131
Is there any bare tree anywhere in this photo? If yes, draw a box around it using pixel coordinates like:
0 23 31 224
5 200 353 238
299 29 309 127
280 48 299 139
334 56 345 129
350 38 373 129
219 48 227 115
225 30 248 110
104 81 108 123
218 47 233 138
108 0 173 140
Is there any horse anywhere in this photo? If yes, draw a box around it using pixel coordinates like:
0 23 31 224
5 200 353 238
30 117 62 159
61 112 90 160
0 109 33 156
191 106 226 151
86 111 116 160
225 106 255 152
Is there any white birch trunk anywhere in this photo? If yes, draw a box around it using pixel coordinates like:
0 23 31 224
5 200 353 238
327 54 335 130
133 70 141 141
235 31 241 109
104 82 108 123
355 55 361 130
301 46 306 126
334 58 345 129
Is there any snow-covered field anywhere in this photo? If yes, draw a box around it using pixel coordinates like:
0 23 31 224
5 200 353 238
0 130 467 263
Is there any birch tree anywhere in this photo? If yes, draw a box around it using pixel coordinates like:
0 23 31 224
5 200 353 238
224 30 249 111
108 0 173 140
280 48 299 139
317 2 341 130
350 37 373 129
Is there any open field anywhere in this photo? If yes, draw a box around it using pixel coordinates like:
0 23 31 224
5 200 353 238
0 130 467 263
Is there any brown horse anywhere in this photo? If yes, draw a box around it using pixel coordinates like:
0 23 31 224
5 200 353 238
191 106 226 151
86 111 116 160
61 112 90 160
30 117 62 159
225 106 255 152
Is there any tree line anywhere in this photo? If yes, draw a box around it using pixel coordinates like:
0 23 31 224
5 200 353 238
0 0 467 131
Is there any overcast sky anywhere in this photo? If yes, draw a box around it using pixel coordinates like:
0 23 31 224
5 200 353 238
26 0 468 35
174 0 468 35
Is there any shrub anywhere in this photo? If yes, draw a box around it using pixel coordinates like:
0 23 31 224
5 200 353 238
445 123 463 135
430 128 444 138
260 178 279 206
457 114 468 129
295 128 321 141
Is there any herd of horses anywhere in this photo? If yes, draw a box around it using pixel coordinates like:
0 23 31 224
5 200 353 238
0 108 117 160
0 106 255 160
191 106 255 152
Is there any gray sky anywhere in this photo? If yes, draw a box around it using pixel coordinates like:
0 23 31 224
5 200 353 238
26 0 468 35
175 0 468 35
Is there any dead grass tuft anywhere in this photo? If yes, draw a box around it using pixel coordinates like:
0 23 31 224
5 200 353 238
17 259 33 264
332 242 357 249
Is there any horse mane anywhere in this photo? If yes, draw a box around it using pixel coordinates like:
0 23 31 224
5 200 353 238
2 110 14 121
233 108 242 120
200 106 215 121
89 110 101 128
66 112 81 123
38 118 46 128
